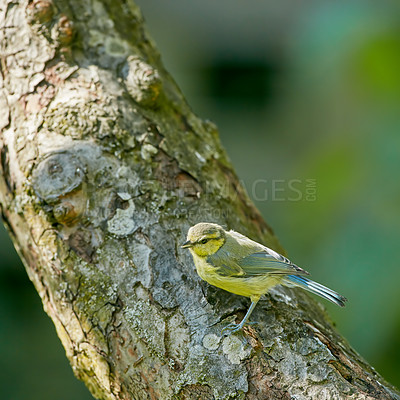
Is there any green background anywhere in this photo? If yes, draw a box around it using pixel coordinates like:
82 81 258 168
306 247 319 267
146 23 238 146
1 1 399 398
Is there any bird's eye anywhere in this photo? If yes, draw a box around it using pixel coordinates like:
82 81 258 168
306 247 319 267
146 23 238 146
200 238 209 244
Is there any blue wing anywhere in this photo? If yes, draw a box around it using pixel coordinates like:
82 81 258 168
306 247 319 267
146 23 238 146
238 251 309 276
208 249 309 278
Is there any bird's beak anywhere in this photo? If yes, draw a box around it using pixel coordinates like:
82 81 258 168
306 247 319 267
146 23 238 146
181 240 193 249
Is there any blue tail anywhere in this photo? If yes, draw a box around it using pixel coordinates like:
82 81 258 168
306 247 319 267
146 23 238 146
284 275 347 307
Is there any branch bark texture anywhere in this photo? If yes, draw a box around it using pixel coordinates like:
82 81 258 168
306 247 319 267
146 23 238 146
0 1 399 399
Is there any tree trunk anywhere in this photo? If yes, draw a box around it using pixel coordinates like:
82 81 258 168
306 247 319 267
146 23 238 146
0 1 398 399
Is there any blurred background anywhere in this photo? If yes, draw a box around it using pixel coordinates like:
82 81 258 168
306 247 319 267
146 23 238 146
1 0 399 398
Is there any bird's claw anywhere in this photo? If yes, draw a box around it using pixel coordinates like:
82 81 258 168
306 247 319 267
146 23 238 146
221 323 243 336
220 320 258 338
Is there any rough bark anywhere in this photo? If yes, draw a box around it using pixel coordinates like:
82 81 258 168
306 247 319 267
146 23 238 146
0 1 399 399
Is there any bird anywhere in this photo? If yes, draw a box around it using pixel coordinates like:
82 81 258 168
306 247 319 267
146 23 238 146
181 222 347 335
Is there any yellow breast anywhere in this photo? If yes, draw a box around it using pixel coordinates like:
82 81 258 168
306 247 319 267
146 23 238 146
192 254 283 298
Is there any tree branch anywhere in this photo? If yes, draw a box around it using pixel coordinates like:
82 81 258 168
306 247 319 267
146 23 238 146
0 0 398 398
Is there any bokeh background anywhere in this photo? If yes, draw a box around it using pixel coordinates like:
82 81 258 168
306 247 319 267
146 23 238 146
1 0 400 398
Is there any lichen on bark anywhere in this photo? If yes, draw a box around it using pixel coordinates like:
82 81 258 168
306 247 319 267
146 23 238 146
0 0 399 399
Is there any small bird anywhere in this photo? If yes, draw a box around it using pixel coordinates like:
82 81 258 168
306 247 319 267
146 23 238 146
182 222 347 335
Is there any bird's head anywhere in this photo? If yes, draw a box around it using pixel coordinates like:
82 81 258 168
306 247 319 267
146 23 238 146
181 223 226 257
